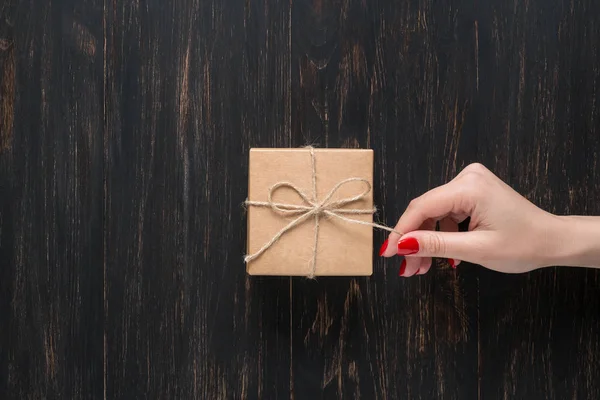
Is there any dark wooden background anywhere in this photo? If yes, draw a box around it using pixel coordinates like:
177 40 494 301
1 0 600 398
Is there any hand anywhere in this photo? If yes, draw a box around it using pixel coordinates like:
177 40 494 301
380 163 572 276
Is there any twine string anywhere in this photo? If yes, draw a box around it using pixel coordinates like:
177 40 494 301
245 147 401 278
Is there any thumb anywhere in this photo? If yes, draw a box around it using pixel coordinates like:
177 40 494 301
397 230 491 261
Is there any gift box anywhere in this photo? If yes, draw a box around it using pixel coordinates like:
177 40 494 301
245 147 376 277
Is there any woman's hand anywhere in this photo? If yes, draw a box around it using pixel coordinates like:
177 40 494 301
380 163 600 276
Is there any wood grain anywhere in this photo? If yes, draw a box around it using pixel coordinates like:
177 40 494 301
1 0 104 398
1 0 599 398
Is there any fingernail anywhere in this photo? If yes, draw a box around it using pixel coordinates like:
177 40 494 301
449 259 456 269
399 259 407 276
378 239 389 256
397 237 419 256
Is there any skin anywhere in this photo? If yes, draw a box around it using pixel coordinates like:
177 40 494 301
381 163 600 276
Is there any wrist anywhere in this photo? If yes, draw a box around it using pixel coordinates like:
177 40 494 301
542 215 600 268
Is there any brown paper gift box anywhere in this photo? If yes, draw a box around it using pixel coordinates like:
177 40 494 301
246 148 374 276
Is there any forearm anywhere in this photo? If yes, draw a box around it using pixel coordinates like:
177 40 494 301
545 215 600 268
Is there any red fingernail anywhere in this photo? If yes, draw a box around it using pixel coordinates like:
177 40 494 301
378 239 389 256
449 259 456 268
397 237 419 255
399 259 407 276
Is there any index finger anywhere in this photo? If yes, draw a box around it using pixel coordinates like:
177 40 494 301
381 180 476 257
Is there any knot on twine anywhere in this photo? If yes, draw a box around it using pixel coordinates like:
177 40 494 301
244 147 400 278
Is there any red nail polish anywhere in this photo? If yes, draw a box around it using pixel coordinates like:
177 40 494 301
399 259 407 276
449 259 456 268
378 239 389 256
397 237 419 256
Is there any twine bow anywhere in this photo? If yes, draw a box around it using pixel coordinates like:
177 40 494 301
245 147 401 278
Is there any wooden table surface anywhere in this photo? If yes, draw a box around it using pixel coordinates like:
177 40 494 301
1 0 600 399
